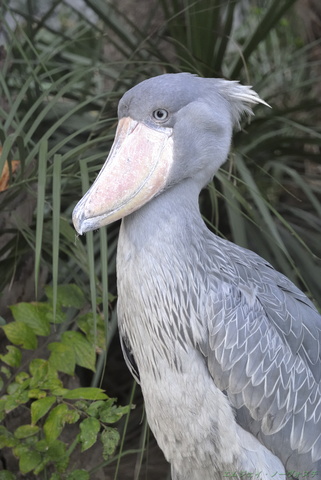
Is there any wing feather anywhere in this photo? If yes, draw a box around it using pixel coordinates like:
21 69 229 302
200 234 321 470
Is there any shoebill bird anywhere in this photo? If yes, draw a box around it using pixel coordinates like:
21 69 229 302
73 73 321 480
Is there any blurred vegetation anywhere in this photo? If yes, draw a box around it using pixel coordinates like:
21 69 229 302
0 0 320 478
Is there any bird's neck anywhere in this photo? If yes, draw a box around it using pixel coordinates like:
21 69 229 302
116 179 209 378
118 179 205 253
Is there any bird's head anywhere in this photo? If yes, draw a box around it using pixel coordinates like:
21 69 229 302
73 73 268 234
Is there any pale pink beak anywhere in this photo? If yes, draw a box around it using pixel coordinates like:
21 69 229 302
72 117 174 234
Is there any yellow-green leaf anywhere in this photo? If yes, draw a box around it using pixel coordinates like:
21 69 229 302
15 371 30 384
28 389 47 399
86 400 106 418
48 342 76 375
101 427 120 460
43 404 69 443
99 404 131 424
10 302 50 336
77 313 106 350
19 450 42 474
63 387 107 400
0 426 17 448
79 417 100 451
45 284 86 309
0 470 16 480
2 321 37 349
1 366 10 378
29 359 62 391
31 396 56 424
61 331 96 372
66 470 90 480
0 345 22 367
14 424 40 439
5 390 29 412
65 410 80 424
29 358 48 379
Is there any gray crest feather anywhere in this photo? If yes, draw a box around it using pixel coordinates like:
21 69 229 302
215 79 271 128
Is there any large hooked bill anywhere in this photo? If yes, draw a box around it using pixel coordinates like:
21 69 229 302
72 117 174 234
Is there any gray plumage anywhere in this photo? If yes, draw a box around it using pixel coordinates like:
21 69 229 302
73 73 321 480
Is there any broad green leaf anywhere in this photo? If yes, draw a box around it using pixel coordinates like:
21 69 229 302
45 284 86 309
65 410 80 424
35 301 66 326
14 424 40 439
0 426 17 448
1 366 10 378
79 417 100 451
7 376 29 395
35 438 66 457
29 359 62 391
7 381 22 395
0 398 7 414
0 471 15 480
15 371 30 384
74 400 89 411
62 331 96 372
33 460 50 476
43 404 69 443
4 390 29 412
99 404 131 424
101 427 120 460
2 322 37 350
10 302 51 336
50 387 69 396
29 358 49 379
12 443 28 459
0 345 22 367
77 313 106 349
66 470 90 480
31 396 56 424
35 439 68 473
86 400 106 418
19 450 42 474
63 387 107 400
28 389 47 399
49 475 60 480
48 342 76 375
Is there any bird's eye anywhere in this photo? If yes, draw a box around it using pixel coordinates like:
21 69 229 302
152 109 169 122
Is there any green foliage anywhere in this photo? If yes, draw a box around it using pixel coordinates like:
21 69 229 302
0 286 131 479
